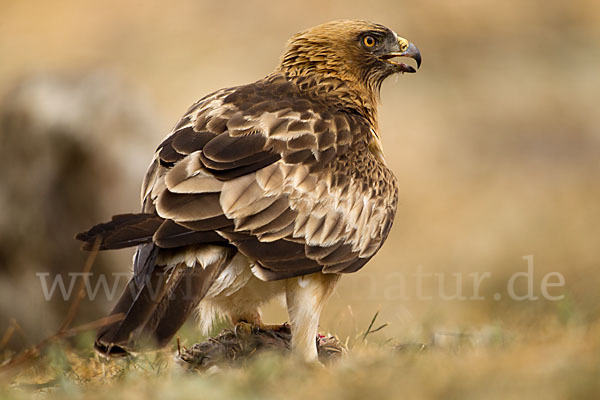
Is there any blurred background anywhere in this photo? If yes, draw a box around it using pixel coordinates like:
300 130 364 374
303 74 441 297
0 0 598 351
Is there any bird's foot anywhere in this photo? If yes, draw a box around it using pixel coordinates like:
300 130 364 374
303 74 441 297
232 320 255 336
233 320 291 336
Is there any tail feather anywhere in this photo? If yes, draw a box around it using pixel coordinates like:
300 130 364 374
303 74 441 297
76 213 164 250
95 245 234 356
94 253 170 355
79 213 238 356
142 247 234 348
77 213 230 251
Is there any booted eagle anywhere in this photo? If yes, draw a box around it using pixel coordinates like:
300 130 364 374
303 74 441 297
77 20 421 361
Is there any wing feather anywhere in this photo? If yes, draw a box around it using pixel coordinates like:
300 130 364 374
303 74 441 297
138 72 397 280
251 208 298 235
156 192 223 221
256 223 295 242
202 133 269 163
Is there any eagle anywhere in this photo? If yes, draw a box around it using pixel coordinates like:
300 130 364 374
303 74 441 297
77 20 421 362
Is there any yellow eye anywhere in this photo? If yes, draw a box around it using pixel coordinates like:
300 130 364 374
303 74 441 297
363 35 376 48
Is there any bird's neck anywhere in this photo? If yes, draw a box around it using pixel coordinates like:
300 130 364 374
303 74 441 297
280 70 380 130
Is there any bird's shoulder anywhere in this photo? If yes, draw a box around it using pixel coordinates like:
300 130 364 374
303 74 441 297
141 72 396 212
152 72 374 176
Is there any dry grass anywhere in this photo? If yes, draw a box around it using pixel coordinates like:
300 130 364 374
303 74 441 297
2 319 599 399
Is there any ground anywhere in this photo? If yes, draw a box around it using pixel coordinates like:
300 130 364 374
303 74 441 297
2 318 599 399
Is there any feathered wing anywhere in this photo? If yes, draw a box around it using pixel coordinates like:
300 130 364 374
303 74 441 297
146 72 398 280
77 72 397 354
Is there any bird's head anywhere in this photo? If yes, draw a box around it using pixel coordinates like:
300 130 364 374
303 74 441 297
279 20 421 95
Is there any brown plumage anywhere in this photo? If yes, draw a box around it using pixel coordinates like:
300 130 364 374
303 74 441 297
77 20 421 361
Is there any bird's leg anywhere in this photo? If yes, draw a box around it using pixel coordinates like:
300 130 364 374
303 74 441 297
285 273 340 362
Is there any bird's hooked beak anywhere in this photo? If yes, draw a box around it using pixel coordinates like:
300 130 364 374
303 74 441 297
381 37 422 73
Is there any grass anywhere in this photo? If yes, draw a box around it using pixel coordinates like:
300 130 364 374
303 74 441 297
2 317 599 400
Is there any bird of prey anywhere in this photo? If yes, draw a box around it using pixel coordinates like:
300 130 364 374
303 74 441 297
77 20 421 362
